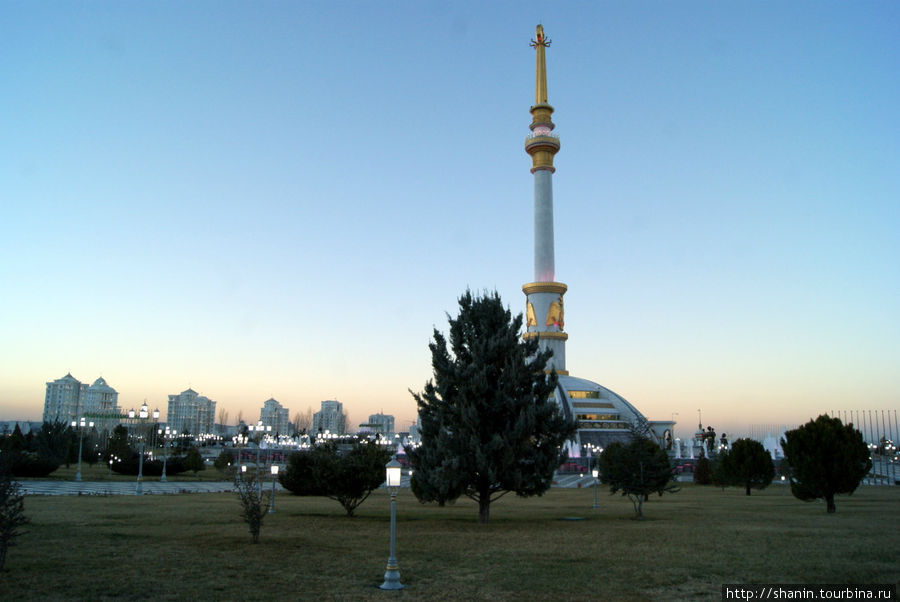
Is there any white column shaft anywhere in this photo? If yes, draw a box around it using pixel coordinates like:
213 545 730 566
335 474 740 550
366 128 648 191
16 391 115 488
534 169 555 282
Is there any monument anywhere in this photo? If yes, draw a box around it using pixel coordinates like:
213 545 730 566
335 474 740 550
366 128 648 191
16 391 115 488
522 26 674 455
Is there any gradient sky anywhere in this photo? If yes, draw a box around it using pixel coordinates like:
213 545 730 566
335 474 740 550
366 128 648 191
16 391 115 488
2 1 898 438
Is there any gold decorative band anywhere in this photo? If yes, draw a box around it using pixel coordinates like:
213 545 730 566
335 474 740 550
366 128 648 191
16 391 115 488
523 331 568 341
522 282 568 295
546 369 569 375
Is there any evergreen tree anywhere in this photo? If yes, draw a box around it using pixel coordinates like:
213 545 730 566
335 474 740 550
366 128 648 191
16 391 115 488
7 425 26 453
280 448 326 496
323 442 392 517
693 455 712 485
0 467 30 571
407 290 577 524
214 449 234 473
716 438 775 495
36 421 72 465
279 442 391 516
184 446 205 475
598 437 678 519
781 415 871 513
106 425 132 463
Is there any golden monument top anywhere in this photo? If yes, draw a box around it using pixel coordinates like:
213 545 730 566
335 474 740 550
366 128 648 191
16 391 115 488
530 25 551 106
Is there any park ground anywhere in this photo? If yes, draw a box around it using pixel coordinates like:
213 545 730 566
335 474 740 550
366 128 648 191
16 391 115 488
1 482 898 601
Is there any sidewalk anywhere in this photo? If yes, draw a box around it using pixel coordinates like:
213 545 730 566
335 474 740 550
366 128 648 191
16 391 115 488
18 480 248 496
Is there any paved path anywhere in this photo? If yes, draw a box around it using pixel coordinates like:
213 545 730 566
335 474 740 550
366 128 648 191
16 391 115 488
18 476 607 496
18 480 248 496
21 474 725 496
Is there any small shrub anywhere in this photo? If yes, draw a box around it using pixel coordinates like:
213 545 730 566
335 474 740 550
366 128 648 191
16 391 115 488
214 449 234 473
7 452 60 478
235 472 268 543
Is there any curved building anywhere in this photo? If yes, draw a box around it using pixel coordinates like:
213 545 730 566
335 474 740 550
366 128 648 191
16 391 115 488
522 26 674 454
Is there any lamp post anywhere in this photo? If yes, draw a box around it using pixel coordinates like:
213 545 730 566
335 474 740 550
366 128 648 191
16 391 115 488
379 456 404 590
592 467 600 509
269 464 279 514
70 417 94 482
157 426 172 482
248 421 272 498
128 401 159 496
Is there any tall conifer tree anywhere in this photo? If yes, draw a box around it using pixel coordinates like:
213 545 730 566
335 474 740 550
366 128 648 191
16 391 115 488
408 290 576 524
781 415 871 513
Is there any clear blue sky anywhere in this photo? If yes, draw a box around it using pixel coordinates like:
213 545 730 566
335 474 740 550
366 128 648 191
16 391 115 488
2 1 897 437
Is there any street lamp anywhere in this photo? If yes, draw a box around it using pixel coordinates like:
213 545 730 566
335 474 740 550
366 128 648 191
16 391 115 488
128 402 159 495
269 465 279 514
157 426 173 482
592 467 600 509
70 417 94 482
248 421 272 497
379 456 404 590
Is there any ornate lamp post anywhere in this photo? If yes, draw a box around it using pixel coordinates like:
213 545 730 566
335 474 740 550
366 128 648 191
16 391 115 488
157 426 173 482
128 402 159 495
591 466 600 509
70 417 94 482
380 456 404 590
269 464 279 514
248 421 272 497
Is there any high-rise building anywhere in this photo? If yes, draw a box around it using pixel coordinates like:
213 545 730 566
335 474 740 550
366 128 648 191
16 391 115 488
260 398 290 435
167 388 216 436
312 400 345 435
43 373 122 428
82 377 121 431
43 373 87 424
367 413 395 438
520 26 674 453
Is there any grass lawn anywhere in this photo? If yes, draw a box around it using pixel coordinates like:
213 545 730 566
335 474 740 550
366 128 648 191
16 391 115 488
2 483 898 601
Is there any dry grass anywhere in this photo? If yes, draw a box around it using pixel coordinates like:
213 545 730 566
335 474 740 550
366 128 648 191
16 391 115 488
1 483 897 601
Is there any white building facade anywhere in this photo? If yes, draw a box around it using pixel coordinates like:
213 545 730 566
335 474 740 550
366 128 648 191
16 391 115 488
260 398 291 435
82 377 122 431
367 413 395 437
43 373 121 427
43 373 86 424
167 388 216 436
313 400 345 435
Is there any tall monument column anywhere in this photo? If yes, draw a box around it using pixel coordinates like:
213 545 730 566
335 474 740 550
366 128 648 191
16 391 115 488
523 25 568 374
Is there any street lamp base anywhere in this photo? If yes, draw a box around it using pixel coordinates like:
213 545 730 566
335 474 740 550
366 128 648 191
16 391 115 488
379 568 404 590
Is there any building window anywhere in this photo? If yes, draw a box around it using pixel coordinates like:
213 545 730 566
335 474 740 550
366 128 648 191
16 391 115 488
576 413 619 421
577 421 629 430
568 390 600 399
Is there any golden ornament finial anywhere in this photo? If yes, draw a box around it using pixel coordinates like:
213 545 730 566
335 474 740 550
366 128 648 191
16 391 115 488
530 25 551 105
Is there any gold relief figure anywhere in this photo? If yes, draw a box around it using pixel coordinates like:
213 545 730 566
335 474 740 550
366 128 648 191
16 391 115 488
545 295 564 330
526 302 537 327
